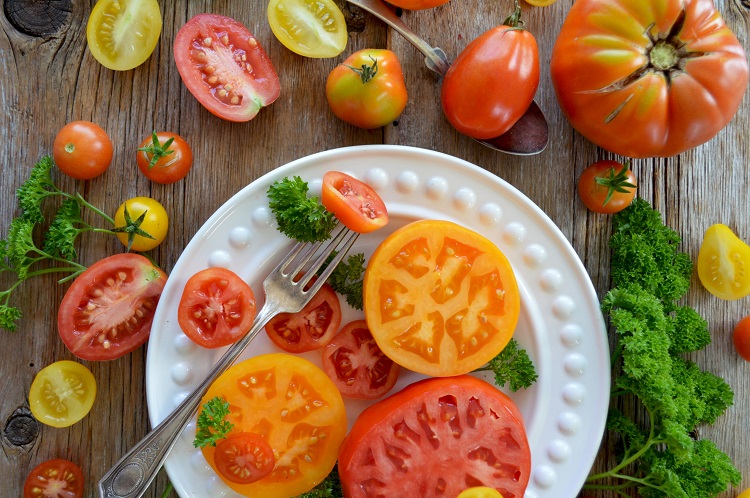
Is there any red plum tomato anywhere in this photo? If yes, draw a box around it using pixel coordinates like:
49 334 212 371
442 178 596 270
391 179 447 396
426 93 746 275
321 171 388 233
326 49 408 129
52 121 113 180
57 253 167 360
174 14 280 122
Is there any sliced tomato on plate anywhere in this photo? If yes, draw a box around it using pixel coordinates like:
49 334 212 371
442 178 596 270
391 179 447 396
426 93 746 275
363 219 520 376
57 253 167 360
338 375 531 498
173 13 280 122
214 432 275 484
264 277 341 353
178 267 257 348
200 353 347 497
321 171 388 233
23 458 85 498
322 319 400 399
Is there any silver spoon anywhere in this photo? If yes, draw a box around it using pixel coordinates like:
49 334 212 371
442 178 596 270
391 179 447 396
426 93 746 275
345 0 549 155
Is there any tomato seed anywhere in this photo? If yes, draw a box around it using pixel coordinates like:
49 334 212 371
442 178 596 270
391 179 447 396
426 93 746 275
202 37 212 47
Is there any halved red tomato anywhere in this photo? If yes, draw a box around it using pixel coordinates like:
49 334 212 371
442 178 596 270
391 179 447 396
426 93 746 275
178 267 257 348
57 253 167 360
214 432 275 484
23 458 84 498
321 171 388 233
322 319 400 399
173 13 280 122
338 375 531 498
264 278 341 353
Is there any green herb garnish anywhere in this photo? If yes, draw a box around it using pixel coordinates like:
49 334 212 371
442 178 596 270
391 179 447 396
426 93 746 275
474 338 538 392
267 176 337 242
193 396 234 448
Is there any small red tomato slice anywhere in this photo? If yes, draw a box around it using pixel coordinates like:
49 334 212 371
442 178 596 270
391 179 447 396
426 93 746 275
214 432 276 485
23 458 84 498
322 320 400 399
173 13 280 122
321 171 388 233
265 278 341 353
178 267 257 349
58 253 167 361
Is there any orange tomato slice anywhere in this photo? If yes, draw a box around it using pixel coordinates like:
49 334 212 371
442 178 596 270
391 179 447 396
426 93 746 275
363 220 520 376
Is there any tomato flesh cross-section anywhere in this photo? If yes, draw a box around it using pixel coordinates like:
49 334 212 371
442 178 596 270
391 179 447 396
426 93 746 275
364 220 520 376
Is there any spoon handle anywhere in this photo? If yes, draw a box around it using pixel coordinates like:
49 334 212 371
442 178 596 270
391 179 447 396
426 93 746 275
345 0 450 76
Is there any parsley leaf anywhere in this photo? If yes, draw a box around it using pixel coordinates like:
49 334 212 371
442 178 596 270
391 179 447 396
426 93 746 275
474 338 538 392
320 252 366 310
295 464 342 498
193 396 235 448
267 176 336 242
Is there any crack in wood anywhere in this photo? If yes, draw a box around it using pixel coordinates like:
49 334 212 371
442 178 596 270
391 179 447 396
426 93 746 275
4 0 72 37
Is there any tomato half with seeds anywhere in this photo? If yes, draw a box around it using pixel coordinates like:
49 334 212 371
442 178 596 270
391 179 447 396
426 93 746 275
23 458 85 498
174 13 280 122
58 253 167 360
29 361 96 428
200 353 347 497
214 432 275 484
322 320 400 399
267 0 348 58
178 267 257 349
321 171 388 233
338 375 531 498
264 277 341 353
53 121 113 180
363 220 520 377
697 224 750 300
86 0 162 71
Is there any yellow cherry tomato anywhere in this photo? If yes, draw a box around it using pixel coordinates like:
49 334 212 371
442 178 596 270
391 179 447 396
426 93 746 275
114 197 169 252
737 488 750 498
456 487 504 498
267 0 348 58
525 0 558 6
29 361 97 428
697 224 750 300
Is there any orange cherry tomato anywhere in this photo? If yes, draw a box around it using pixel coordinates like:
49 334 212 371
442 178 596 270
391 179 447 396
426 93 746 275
136 131 193 184
363 220 520 377
577 160 637 214
732 316 750 363
23 459 84 498
52 121 113 180
200 353 347 497
214 432 275 484
321 171 388 233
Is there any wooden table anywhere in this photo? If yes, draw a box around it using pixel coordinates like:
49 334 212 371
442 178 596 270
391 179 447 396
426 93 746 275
1 0 748 497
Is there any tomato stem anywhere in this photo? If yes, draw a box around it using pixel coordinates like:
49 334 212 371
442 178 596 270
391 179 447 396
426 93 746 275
649 40 680 71
503 0 524 29
346 56 379 84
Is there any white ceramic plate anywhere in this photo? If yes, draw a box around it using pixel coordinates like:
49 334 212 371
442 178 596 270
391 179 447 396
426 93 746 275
145 145 610 498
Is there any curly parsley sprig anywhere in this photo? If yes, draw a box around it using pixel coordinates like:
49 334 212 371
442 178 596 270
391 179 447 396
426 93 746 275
193 396 234 448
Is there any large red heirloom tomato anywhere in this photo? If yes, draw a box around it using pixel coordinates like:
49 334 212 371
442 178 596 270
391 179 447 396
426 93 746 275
550 0 749 158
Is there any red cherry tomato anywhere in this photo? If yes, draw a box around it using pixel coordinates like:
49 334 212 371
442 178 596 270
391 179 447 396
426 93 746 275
441 7 539 140
52 121 113 180
178 267 257 349
57 253 167 360
23 459 84 498
338 375 531 497
136 131 193 184
173 14 280 122
321 171 388 233
264 278 341 353
214 432 276 485
322 320 400 399
326 49 408 129
577 160 637 214
733 315 750 362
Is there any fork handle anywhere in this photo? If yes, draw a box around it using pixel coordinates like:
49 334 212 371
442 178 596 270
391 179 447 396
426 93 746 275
98 303 280 498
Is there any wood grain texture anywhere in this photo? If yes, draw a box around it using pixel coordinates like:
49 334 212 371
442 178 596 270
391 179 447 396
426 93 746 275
1 0 748 496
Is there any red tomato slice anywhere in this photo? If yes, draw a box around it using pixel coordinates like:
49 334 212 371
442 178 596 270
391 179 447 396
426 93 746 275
264 278 341 353
57 253 167 361
214 432 276 484
322 319 400 399
23 458 84 498
173 13 280 122
321 171 388 233
338 375 531 498
178 267 257 349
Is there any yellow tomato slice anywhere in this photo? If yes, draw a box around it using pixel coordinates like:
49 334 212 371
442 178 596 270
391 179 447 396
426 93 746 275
697 224 750 300
457 486 504 498
363 220 521 377
200 353 347 497
267 0 348 58
86 0 162 71
29 361 97 428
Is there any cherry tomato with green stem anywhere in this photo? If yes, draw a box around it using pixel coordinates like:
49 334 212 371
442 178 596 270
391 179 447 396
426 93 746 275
326 49 408 129
578 160 637 214
113 197 169 252
52 121 113 180
137 131 193 184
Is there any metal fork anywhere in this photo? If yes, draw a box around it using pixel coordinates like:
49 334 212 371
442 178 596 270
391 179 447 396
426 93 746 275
98 225 359 498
